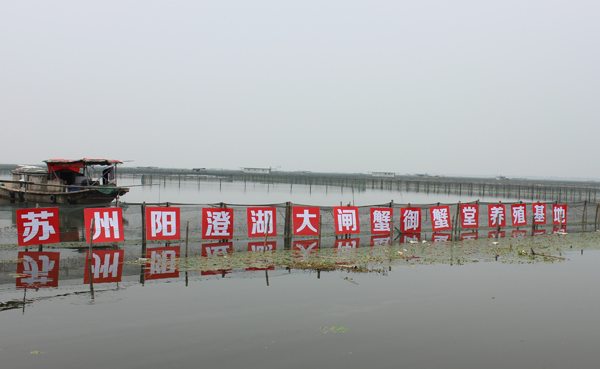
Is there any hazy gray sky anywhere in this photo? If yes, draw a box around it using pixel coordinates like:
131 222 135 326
1 1 598 178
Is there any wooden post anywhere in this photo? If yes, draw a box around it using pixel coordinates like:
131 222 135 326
389 200 394 245
88 218 95 299
284 202 292 250
582 200 587 232
185 221 189 287
141 202 147 256
264 214 271 249
454 201 461 236
595 202 600 230
318 214 322 246
165 202 171 247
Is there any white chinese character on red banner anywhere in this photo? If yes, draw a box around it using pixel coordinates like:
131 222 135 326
334 207 360 234
145 246 179 280
511 204 527 227
16 208 60 246
146 207 180 240
533 203 546 224
432 233 451 243
202 242 233 257
370 208 391 234
430 206 451 232
461 204 479 228
84 250 124 284
552 204 567 225
488 204 506 227
202 208 234 239
293 207 319 236
247 207 276 237
84 208 124 243
400 207 421 233
16 252 60 289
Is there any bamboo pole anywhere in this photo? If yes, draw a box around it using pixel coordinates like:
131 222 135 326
88 218 95 299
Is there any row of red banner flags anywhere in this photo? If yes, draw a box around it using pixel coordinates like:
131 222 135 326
15 203 568 246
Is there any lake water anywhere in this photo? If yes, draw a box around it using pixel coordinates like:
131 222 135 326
1 176 599 369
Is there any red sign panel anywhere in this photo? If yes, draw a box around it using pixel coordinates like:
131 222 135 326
533 229 547 236
333 207 360 234
146 207 180 241
552 204 567 225
432 233 451 243
292 207 320 236
370 208 392 234
335 238 360 249
553 227 567 234
248 241 277 252
16 207 60 246
488 204 506 227
510 204 527 227
145 246 180 280
84 250 124 284
84 208 124 243
247 207 277 238
430 206 451 232
400 207 421 233
202 208 234 239
532 203 546 225
201 242 233 257
16 252 60 289
460 204 479 229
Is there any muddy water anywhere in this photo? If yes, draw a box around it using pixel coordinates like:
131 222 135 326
1 176 599 369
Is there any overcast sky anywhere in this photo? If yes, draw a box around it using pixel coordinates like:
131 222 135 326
1 1 598 178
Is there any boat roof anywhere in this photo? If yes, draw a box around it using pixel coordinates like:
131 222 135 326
44 158 123 165
44 159 123 173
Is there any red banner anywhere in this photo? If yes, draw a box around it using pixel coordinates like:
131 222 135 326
333 207 360 234
247 207 277 238
552 204 567 225
430 206 451 232
145 246 180 280
488 204 506 227
202 208 234 239
400 207 421 233
460 232 478 241
84 208 124 243
370 208 392 234
16 207 60 246
16 252 60 289
400 233 421 243
292 207 320 236
510 204 527 227
460 204 479 228
84 250 124 284
146 207 180 241
293 239 319 252
370 235 391 247
532 203 546 225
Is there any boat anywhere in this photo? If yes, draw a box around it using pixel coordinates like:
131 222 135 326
0 158 129 204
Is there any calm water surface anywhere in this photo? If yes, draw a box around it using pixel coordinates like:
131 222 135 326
1 177 598 369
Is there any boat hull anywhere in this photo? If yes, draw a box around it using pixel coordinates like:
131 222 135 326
0 186 129 205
